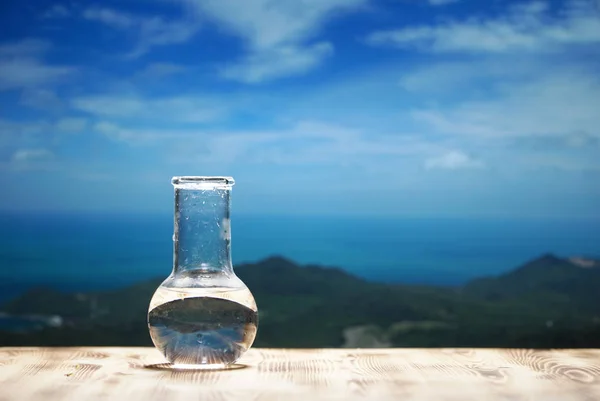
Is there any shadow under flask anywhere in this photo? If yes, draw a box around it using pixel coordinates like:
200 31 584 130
148 176 258 369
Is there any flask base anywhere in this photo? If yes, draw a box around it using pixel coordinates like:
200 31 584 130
171 362 229 370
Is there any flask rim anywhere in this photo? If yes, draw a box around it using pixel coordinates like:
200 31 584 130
171 176 235 189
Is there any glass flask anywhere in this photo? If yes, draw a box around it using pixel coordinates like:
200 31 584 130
148 176 258 369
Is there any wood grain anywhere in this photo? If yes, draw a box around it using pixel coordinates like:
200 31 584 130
0 347 599 401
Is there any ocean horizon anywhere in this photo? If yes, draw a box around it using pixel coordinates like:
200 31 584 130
1 211 600 302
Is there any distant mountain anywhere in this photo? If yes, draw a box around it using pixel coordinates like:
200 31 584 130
236 256 367 296
1 254 600 348
234 256 466 347
463 253 600 316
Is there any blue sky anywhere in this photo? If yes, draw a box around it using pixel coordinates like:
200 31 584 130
1 0 599 218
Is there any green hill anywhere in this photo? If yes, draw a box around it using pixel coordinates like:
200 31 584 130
1 254 600 348
464 254 600 317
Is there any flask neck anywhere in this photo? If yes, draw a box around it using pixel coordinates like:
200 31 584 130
172 178 234 275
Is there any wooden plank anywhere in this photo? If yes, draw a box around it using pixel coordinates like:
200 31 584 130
0 347 599 401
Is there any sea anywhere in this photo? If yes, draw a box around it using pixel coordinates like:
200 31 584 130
1 211 600 304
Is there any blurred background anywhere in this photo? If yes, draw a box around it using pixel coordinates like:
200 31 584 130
1 0 600 348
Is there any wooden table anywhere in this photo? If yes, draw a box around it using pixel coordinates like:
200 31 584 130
1 347 599 400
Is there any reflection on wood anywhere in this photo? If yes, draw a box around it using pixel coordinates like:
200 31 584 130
0 347 599 400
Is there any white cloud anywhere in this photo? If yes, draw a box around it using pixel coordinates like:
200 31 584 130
93 121 219 145
83 7 201 58
220 42 333 83
427 0 459 5
72 95 223 123
0 39 51 57
397 58 542 94
511 153 600 172
412 71 600 139
96 119 441 168
0 117 88 151
401 58 600 174
0 119 46 148
367 0 600 53
42 4 71 19
6 148 57 172
194 123 438 167
93 121 184 144
135 62 186 78
184 0 365 49
0 59 74 91
72 97 144 118
55 118 87 133
563 131 600 148
181 0 366 82
20 88 64 111
93 121 142 143
377 1 600 176
83 8 134 28
425 151 483 170
0 39 74 91
514 131 600 151
11 148 54 162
